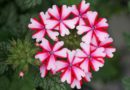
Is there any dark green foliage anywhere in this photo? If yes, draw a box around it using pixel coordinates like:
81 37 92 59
123 33 130 49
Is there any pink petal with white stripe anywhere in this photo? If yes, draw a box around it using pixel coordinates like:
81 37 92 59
73 66 85 80
84 72 92 82
71 5 79 15
28 18 44 30
40 38 51 51
105 48 116 58
55 61 68 72
77 25 91 35
46 20 59 29
91 58 104 71
92 48 105 57
82 31 93 44
86 11 98 25
35 52 49 62
47 55 56 70
79 18 86 25
32 30 45 42
72 57 84 65
40 65 47 78
71 79 81 89
53 41 64 51
76 49 87 58
68 50 76 63
61 69 72 84
48 5 59 19
95 30 109 41
80 42 90 55
100 37 113 46
60 23 70 36
61 5 71 19
80 0 90 13
46 30 59 41
96 18 109 28
63 19 76 29
80 58 89 72
54 48 68 58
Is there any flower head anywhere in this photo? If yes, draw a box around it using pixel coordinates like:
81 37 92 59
71 0 90 25
46 5 76 36
77 11 109 44
28 12 59 41
35 38 67 72
56 50 85 84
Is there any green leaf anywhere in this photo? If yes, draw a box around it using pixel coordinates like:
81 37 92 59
122 77 130 90
0 76 10 90
58 0 81 5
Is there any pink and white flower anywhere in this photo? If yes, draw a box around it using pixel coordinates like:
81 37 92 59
56 50 85 84
28 12 59 41
46 5 76 36
35 38 68 71
76 42 106 72
91 36 116 58
77 11 109 44
71 0 90 25
71 72 92 89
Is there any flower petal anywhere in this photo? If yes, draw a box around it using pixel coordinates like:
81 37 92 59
105 48 116 58
61 68 72 84
91 58 104 71
79 18 86 25
68 50 76 63
80 0 90 13
54 48 68 58
53 41 64 51
82 31 93 44
40 38 51 51
35 52 49 62
46 30 59 41
46 19 59 29
32 30 45 42
72 57 83 65
80 42 90 55
48 5 59 19
63 19 76 29
60 23 70 36
92 48 105 57
71 79 81 89
80 58 89 72
84 72 92 82
76 49 87 58
73 66 85 80
100 37 113 46
71 5 79 16
61 5 71 19
77 25 91 35
47 55 56 70
95 30 109 41
86 11 98 25
55 61 68 72
28 18 44 30
40 65 47 78
96 18 109 28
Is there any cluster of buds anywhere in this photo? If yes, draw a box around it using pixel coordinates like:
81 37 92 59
28 0 116 89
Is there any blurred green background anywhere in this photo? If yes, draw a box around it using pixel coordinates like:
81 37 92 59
0 0 130 90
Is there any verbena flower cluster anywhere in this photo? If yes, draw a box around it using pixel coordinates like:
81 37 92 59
28 0 116 89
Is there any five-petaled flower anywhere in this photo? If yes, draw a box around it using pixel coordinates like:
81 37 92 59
77 11 109 44
28 12 59 42
71 0 90 25
35 38 68 71
56 50 85 84
46 5 76 36
76 42 106 72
